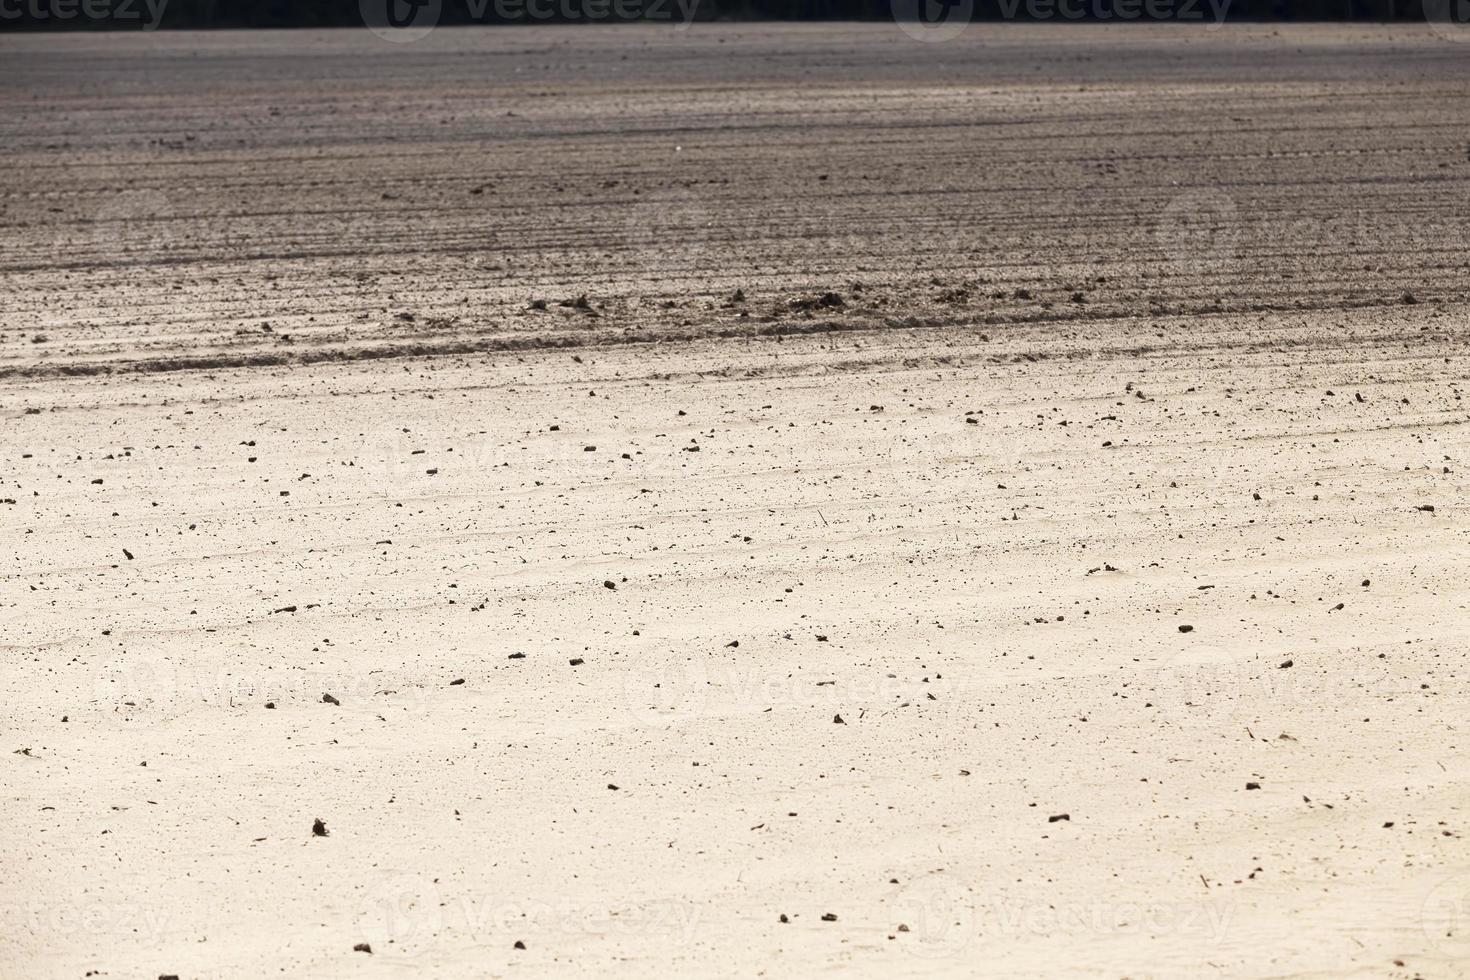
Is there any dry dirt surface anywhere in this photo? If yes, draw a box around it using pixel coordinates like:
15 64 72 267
3 22 1470 980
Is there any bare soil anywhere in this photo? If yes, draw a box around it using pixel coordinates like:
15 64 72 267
2 23 1469 979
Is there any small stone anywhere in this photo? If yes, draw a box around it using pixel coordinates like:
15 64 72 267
569 657 584 666
322 693 340 705
514 940 526 950
312 818 328 836
1178 624 1194 633
353 943 372 953
1048 813 1070 823
821 913 837 922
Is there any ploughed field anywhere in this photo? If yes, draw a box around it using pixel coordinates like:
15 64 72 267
2 23 1468 979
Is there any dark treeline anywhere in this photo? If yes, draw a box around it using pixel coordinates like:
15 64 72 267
0 0 1429 30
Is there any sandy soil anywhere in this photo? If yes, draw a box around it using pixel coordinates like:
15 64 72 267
2 23 1469 980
